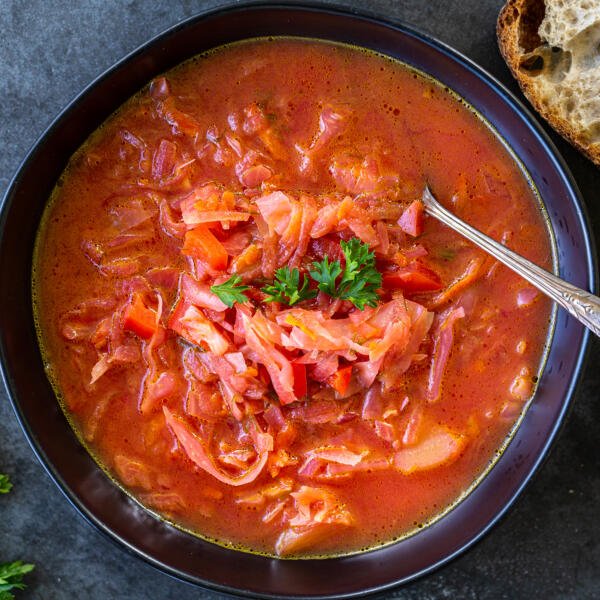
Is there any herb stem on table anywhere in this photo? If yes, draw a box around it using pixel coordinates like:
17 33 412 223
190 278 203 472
0 472 35 599
0 561 35 600
0 474 12 494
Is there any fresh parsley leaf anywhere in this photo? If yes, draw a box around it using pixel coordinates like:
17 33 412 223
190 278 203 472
0 561 35 599
262 267 317 306
309 256 342 298
210 275 250 308
338 238 382 309
0 474 12 494
309 237 382 310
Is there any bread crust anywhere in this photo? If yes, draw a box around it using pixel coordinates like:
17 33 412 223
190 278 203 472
497 0 600 166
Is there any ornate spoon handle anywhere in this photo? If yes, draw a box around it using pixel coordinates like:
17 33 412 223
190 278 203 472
422 187 600 337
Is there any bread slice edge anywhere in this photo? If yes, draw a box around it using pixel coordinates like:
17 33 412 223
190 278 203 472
497 0 600 166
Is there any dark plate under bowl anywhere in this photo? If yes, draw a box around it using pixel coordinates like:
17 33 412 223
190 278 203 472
0 3 595 598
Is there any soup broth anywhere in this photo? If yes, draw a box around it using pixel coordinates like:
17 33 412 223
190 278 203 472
34 39 553 557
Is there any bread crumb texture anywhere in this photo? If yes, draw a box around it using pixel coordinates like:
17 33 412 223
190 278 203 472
498 0 600 165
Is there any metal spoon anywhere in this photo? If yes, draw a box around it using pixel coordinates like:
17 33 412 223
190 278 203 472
422 186 600 337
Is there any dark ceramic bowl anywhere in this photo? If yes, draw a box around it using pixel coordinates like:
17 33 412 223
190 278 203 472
0 3 595 598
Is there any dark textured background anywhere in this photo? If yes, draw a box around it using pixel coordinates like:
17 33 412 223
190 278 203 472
0 1 598 599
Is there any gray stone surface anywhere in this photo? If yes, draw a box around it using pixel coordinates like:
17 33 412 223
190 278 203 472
0 1 599 598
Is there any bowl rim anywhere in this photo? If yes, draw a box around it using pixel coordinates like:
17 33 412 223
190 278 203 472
0 2 596 598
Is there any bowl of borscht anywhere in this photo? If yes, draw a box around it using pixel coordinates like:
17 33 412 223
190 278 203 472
0 3 594 598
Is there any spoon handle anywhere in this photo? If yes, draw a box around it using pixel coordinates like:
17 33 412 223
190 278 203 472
422 187 600 337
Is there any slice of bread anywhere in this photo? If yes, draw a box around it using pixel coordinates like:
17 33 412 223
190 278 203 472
497 0 600 165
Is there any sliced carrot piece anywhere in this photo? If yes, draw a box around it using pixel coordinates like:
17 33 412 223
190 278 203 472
328 365 353 396
182 224 228 270
221 190 236 209
382 264 442 293
122 293 158 340
232 243 261 273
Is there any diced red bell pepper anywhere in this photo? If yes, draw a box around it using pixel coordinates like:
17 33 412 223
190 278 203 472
182 224 228 270
398 200 424 237
328 365 353 396
292 362 307 400
382 264 442 294
122 293 158 340
167 297 187 332
260 363 303 413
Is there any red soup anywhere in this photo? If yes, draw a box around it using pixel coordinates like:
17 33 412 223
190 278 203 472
33 39 553 557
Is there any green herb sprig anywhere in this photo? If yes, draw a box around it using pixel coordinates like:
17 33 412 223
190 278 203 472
209 238 382 310
310 238 381 309
210 275 250 308
0 561 35 600
262 267 317 306
0 475 35 599
0 474 12 495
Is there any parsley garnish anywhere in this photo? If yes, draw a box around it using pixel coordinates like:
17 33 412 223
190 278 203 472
208 238 381 310
210 275 250 308
310 238 382 309
0 474 12 495
0 561 35 600
262 267 317 306
308 256 341 298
